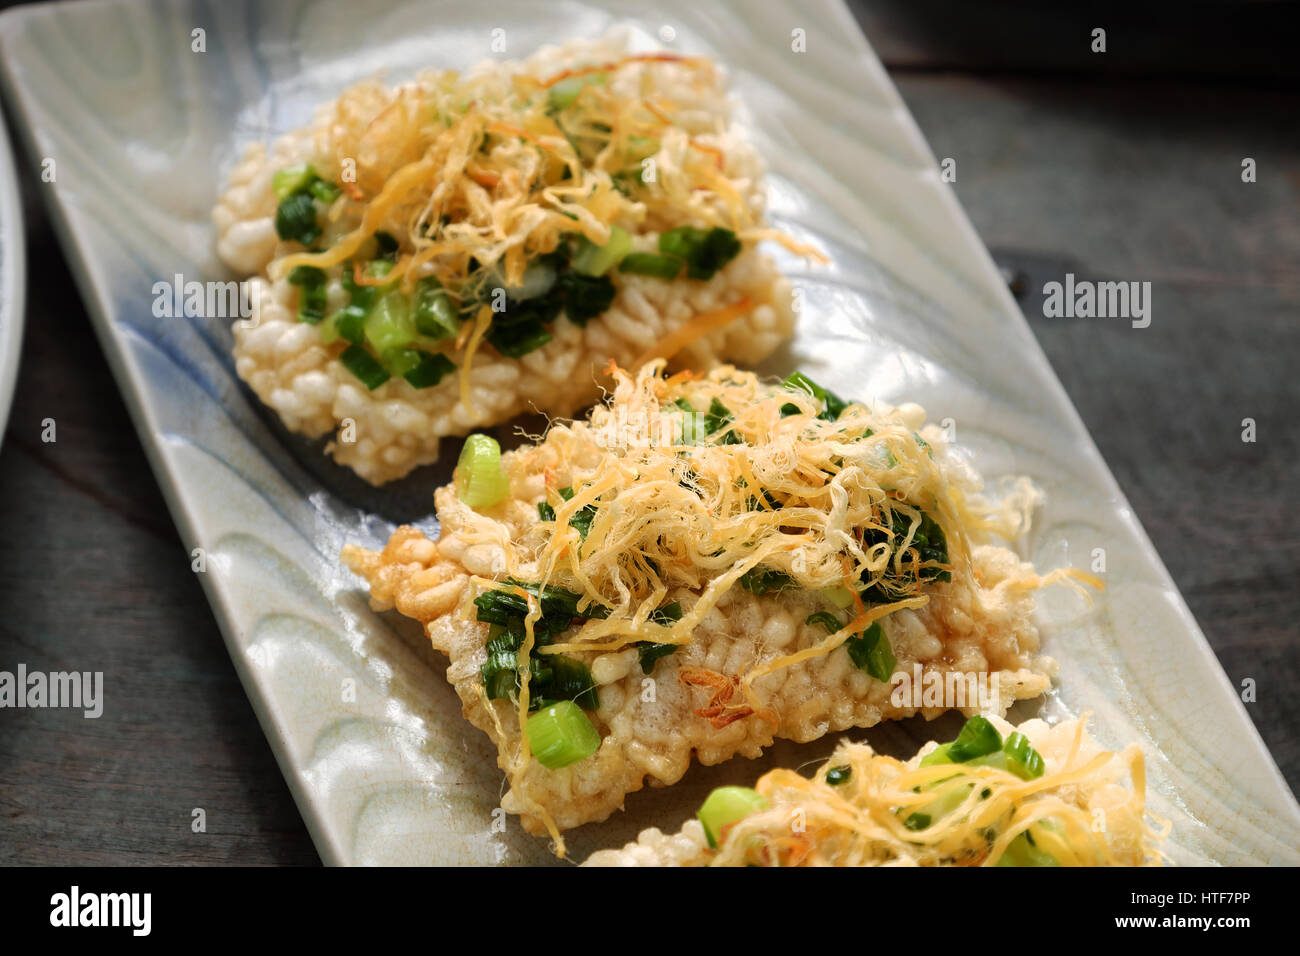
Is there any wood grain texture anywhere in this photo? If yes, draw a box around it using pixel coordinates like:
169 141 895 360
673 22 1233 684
0 1 1294 864
0 202 319 865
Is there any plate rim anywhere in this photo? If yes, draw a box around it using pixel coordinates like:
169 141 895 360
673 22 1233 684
0 98 27 452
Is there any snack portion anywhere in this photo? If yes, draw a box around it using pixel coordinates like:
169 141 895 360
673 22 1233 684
584 715 1167 866
342 361 1089 853
215 36 806 483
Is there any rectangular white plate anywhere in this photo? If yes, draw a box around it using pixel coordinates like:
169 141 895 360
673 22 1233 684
2 0 1295 865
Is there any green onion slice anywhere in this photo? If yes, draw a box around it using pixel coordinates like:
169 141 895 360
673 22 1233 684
272 163 318 201
547 73 606 111
296 284 328 325
329 304 367 344
947 715 1004 762
921 715 1004 767
364 288 416 353
455 434 510 509
994 828 1060 867
555 272 615 325
782 371 848 421
413 277 460 339
959 730 1046 781
526 701 602 770
845 621 897 681
618 252 683 279
339 344 389 390
739 566 796 596
996 731 1046 780
274 192 321 246
384 347 455 389
820 585 855 609
805 611 842 634
287 264 326 287
570 226 632 277
698 786 768 849
657 226 741 280
825 765 851 786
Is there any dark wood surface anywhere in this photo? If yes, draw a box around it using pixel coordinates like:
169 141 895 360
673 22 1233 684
0 2 1295 865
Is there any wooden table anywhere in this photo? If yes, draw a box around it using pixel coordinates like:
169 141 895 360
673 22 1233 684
0 2 1295 864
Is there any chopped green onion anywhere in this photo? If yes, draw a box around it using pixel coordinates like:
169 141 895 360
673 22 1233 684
288 265 329 325
782 371 848 421
274 192 320 246
859 507 951 604
342 266 376 310
805 611 842 634
637 642 677 674
472 579 610 639
308 178 341 203
413 277 460 339
626 135 659 162
618 252 683 279
821 586 855 610
481 628 523 701
739 566 797 596
330 304 367 344
486 321 552 358
569 504 596 540
905 781 974 831
697 786 768 849
658 226 741 280
287 265 326 287
964 730 1046 780
845 621 896 681
526 701 602 769
998 732 1045 780
919 746 953 768
571 226 632 276
825 765 851 786
650 601 684 625
547 72 606 111
366 258 396 280
904 812 931 831
535 653 599 711
272 163 318 201
455 434 510 508
637 601 685 674
947 715 1003 762
549 485 597 540
994 829 1060 867
671 398 707 445
922 715 1003 766
385 348 455 389
296 284 328 324
556 272 615 325
339 344 389 390
364 288 416 353
703 397 742 444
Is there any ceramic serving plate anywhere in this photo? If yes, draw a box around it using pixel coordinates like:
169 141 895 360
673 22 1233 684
0 104 24 451
1 0 1295 865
